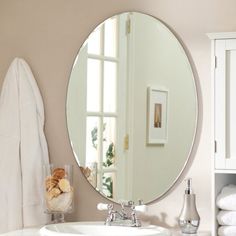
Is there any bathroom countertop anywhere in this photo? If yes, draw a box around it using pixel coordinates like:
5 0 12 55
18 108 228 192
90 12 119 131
2 227 211 235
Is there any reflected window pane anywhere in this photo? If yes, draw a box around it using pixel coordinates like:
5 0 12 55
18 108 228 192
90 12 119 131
86 117 100 166
87 59 101 112
102 172 115 199
88 28 101 55
104 17 117 57
103 117 116 166
103 61 117 113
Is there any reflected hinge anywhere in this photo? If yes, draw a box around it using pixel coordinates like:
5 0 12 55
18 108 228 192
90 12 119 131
126 18 131 35
214 140 217 153
214 56 217 69
124 134 129 150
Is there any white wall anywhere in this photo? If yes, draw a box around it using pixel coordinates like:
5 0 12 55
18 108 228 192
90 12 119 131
1 0 235 232
129 13 197 203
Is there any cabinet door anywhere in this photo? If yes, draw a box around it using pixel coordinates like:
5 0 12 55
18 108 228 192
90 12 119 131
215 39 236 169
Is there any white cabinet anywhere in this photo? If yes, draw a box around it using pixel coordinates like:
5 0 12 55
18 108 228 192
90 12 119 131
208 32 236 236
214 37 236 169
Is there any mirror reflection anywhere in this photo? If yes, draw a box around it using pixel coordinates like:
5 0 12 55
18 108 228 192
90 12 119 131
67 12 197 204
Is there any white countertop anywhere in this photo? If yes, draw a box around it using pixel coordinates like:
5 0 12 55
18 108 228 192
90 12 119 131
1 227 211 236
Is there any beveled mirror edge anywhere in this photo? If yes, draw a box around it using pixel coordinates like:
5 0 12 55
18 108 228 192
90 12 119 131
65 11 202 205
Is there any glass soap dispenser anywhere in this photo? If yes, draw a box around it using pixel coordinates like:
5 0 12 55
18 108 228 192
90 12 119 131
178 178 200 234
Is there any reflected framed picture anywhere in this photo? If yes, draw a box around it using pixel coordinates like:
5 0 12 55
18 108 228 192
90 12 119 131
147 87 168 144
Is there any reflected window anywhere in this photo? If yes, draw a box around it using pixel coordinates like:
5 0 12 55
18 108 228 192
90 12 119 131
88 28 101 55
104 17 117 57
87 59 101 112
86 16 118 199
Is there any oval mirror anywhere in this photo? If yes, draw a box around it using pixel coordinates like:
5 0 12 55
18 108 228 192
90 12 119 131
66 12 198 204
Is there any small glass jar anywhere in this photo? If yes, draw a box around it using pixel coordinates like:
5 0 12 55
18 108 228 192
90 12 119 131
43 164 73 223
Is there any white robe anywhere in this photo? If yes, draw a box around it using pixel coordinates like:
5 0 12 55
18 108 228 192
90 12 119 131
0 58 49 233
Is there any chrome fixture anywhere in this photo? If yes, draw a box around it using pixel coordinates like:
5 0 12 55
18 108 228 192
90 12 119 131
179 178 200 234
97 201 147 227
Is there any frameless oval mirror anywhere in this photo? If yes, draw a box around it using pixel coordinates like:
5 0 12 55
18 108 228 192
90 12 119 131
66 12 198 204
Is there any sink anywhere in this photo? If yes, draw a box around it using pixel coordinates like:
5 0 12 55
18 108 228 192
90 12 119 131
39 222 171 236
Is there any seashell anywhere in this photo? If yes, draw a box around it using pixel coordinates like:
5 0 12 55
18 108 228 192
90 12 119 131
45 176 59 191
46 187 61 201
58 178 71 193
52 168 66 180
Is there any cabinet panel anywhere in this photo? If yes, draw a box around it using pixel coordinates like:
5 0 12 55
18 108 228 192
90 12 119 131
215 40 226 169
215 39 236 169
226 50 236 167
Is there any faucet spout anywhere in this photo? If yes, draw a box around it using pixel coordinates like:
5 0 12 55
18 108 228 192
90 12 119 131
97 201 146 227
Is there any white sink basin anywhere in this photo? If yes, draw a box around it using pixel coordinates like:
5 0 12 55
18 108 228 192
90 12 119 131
39 222 171 236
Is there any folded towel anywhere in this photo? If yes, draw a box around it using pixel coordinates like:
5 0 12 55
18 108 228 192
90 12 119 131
217 185 236 210
218 226 236 236
217 211 236 226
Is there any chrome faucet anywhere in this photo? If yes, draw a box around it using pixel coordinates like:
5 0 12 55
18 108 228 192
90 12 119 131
97 201 146 227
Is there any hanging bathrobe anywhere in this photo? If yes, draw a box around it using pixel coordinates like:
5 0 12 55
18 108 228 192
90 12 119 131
0 58 49 233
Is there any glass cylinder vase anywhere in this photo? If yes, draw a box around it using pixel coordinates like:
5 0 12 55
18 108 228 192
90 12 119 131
43 164 73 223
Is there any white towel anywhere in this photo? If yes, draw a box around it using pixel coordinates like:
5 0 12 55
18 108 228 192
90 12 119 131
217 210 236 226
0 58 49 233
217 185 236 210
218 226 236 236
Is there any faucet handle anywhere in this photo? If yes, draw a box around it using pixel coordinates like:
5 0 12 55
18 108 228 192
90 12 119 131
97 203 113 211
138 199 144 205
127 200 135 208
